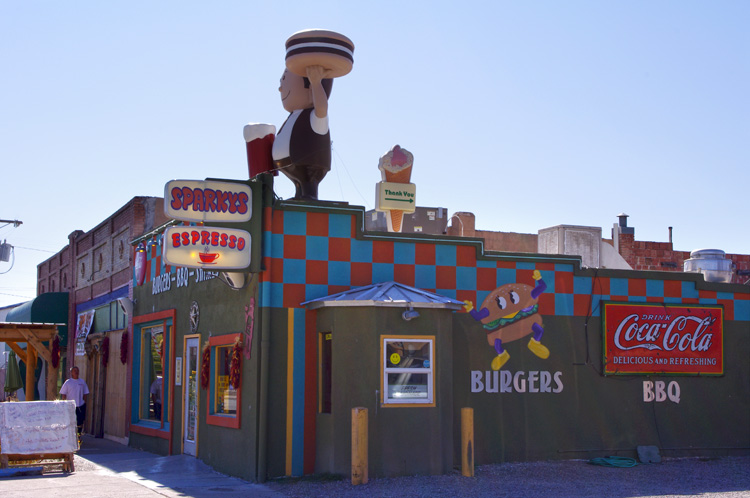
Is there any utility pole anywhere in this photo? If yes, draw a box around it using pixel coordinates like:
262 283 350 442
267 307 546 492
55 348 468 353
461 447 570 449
0 219 22 262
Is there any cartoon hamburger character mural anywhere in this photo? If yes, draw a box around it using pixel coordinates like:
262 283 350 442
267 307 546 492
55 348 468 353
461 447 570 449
463 270 549 370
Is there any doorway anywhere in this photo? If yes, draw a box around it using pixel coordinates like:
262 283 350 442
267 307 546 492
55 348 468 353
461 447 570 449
183 336 200 456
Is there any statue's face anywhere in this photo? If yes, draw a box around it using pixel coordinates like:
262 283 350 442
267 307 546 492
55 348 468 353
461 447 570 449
279 69 312 112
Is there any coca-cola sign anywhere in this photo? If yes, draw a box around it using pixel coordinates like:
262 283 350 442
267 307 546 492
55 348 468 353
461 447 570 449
603 302 723 375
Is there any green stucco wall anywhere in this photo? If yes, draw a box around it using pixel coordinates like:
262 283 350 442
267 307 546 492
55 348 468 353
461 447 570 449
452 314 750 464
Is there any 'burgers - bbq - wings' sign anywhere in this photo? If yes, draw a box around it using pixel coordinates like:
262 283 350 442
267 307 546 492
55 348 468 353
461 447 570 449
602 302 723 375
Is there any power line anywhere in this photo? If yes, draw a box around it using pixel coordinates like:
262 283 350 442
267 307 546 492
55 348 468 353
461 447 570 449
13 246 56 253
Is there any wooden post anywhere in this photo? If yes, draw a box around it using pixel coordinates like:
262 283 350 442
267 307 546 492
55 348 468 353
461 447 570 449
461 407 474 477
351 407 368 485
25 346 36 401
47 339 58 401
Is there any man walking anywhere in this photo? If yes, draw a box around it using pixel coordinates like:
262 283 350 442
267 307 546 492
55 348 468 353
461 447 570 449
60 366 89 437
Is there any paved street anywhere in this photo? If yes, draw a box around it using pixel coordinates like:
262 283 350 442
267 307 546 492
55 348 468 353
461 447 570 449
1 436 282 498
1 436 748 498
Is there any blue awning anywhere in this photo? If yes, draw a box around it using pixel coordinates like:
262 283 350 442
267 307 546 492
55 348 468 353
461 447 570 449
302 281 464 310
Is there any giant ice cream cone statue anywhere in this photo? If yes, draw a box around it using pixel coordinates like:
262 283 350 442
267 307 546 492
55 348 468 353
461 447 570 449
378 145 414 232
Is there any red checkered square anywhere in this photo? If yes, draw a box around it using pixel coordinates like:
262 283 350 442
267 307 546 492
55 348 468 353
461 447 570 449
538 294 555 315
477 268 496 291
593 277 610 295
537 263 555 272
699 290 717 300
373 241 394 263
394 264 415 286
283 284 306 308
270 207 283 234
436 266 456 289
327 285 349 296
609 295 627 302
629 279 647 296
555 271 574 294
646 296 663 303
497 261 515 269
306 212 329 236
306 260 328 285
456 245 476 267
682 298 699 304
284 235 306 259
415 244 435 265
574 294 591 316
456 290 476 306
328 237 351 262
516 269 535 286
270 257 284 283
663 280 681 298
351 262 372 286
718 300 733 321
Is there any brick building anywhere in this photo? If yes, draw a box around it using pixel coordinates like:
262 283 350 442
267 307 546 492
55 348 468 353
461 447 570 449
445 212 749 285
35 196 168 442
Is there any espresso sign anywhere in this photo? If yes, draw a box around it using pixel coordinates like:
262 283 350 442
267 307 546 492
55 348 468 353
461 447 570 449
165 180 252 223
163 226 251 270
602 302 723 375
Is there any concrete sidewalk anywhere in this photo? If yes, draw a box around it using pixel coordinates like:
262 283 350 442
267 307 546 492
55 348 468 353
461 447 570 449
1 435 282 498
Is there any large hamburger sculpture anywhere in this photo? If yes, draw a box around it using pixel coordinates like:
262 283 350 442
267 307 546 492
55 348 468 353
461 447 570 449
244 29 354 200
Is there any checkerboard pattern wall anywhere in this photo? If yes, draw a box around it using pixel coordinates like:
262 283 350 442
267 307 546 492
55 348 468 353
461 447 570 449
260 207 750 322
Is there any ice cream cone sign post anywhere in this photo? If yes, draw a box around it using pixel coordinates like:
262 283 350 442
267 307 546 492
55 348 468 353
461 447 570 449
245 29 354 200
376 145 416 232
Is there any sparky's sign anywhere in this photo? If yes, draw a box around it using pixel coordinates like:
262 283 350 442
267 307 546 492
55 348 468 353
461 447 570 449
165 180 252 222
602 302 723 376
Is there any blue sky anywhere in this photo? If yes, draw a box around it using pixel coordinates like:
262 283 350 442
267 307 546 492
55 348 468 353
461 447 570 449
1 1 748 307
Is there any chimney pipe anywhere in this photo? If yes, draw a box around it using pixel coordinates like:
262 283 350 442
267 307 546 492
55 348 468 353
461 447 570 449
668 226 673 244
617 213 629 228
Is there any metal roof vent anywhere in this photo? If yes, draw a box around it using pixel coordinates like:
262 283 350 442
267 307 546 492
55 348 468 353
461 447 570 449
683 249 734 283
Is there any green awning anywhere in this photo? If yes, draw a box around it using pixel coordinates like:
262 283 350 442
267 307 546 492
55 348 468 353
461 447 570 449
6 292 69 342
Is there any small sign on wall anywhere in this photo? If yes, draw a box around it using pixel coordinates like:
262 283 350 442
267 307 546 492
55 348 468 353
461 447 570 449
175 357 183 386
602 302 723 375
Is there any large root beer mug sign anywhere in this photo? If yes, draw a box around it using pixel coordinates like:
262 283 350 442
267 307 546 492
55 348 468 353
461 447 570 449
244 29 354 200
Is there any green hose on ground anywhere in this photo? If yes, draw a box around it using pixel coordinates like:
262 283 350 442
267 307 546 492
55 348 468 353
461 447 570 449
588 456 639 468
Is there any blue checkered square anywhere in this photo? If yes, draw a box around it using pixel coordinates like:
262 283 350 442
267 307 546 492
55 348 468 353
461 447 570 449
394 243 415 264
456 267 477 290
373 263 394 282
351 239 373 263
328 214 351 238
283 259 306 284
555 294 574 316
496 268 516 286
646 280 664 297
436 245 456 266
284 211 307 235
328 261 350 286
415 265 436 289
610 278 628 296
306 236 328 261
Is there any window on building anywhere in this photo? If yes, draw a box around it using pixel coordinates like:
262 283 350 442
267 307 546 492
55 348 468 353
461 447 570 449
141 324 165 422
319 332 332 414
207 333 241 429
131 310 174 433
381 336 435 406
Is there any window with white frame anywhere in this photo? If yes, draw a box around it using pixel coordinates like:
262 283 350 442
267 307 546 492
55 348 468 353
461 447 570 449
382 336 434 406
